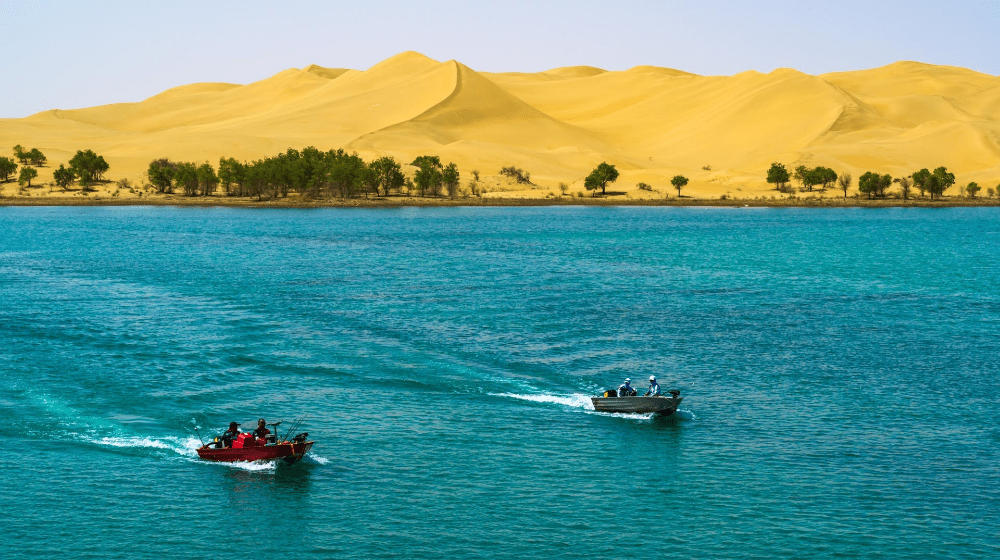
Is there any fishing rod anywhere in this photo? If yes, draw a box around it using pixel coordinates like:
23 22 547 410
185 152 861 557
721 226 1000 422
282 415 307 443
194 426 206 447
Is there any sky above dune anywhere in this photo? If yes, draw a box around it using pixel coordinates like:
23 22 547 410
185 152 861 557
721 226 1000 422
1 0 998 118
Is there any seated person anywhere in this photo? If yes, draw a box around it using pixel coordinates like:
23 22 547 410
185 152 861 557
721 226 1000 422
645 376 660 396
252 418 271 441
618 378 636 397
221 421 241 447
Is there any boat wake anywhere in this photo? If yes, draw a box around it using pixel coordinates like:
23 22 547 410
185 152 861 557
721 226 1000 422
493 392 594 409
91 435 202 457
493 392 693 422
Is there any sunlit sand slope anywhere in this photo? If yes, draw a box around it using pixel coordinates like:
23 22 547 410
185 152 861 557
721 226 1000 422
2 52 998 195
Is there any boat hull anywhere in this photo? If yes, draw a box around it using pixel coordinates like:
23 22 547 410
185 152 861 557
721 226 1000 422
590 396 682 415
196 442 314 464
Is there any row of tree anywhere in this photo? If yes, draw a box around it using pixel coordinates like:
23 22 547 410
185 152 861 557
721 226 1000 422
766 163 982 200
3 146 110 191
144 148 467 200
13 144 46 167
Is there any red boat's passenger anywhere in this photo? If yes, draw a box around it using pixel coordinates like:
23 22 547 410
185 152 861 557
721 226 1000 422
252 419 270 441
221 422 241 447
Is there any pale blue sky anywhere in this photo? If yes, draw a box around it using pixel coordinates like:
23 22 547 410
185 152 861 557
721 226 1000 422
1 0 998 118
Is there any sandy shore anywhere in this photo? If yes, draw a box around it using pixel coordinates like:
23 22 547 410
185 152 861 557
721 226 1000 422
3 193 997 208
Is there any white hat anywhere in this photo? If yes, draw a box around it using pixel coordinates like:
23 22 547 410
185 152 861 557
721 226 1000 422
649 375 656 381
624 378 631 383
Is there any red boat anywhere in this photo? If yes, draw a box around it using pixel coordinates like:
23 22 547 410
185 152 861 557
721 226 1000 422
197 424 314 465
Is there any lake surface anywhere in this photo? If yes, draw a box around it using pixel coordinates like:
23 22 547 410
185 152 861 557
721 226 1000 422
1 206 998 559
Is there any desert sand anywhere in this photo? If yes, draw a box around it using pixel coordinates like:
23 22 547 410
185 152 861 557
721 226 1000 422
1 51 998 201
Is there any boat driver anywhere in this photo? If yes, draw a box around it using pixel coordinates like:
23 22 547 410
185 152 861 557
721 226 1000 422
645 375 660 396
618 378 635 397
252 419 270 440
221 421 241 447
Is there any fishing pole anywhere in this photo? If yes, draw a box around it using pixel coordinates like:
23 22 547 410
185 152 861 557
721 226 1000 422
193 426 206 447
281 418 300 442
282 415 307 442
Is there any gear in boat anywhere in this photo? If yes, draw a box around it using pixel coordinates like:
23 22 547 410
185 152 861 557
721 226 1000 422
196 419 314 464
591 375 683 415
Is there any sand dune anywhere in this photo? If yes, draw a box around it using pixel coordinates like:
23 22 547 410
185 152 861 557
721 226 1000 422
2 52 998 198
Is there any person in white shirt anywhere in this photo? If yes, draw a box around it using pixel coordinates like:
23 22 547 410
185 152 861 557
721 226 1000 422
645 375 660 396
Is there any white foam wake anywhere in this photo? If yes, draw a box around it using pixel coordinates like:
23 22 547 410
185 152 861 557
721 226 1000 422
93 435 202 456
492 392 595 410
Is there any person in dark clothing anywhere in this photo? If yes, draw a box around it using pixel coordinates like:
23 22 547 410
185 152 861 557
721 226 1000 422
221 421 241 447
252 419 270 440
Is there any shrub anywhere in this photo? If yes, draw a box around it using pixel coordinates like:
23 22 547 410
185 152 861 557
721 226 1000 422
636 182 653 191
499 166 531 184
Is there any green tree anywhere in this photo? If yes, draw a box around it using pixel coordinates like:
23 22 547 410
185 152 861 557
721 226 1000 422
966 181 980 198
324 150 367 199
175 162 199 196
442 162 460 198
27 148 46 167
925 174 941 201
12 145 26 164
912 168 931 197
802 168 822 192
877 174 893 197
858 171 881 199
793 165 808 190
837 172 852 198
53 164 75 190
584 162 619 195
147 159 176 193
412 156 443 196
0 157 16 182
369 156 405 197
410 155 441 169
894 176 912 200
69 149 110 188
197 162 219 196
815 166 837 191
929 167 955 200
671 175 689 197
414 162 443 197
18 166 38 188
766 162 791 191
217 157 245 196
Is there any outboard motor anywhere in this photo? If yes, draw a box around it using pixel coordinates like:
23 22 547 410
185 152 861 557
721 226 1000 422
668 390 681 398
291 432 309 443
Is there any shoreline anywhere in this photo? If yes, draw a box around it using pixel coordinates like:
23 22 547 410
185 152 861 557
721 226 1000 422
2 194 999 209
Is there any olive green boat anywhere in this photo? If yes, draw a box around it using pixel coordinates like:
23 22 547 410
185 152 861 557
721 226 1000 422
590 391 682 415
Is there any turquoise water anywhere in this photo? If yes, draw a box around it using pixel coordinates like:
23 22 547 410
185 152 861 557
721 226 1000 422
1 206 998 559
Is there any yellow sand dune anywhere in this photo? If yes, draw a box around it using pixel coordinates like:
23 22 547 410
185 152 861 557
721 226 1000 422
2 52 998 197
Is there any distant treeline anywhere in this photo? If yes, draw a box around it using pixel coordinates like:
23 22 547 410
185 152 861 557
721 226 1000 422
5 143 996 200
766 163 993 199
1 145 108 191
146 149 469 200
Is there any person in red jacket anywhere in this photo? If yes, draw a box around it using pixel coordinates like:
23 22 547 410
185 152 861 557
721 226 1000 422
252 418 271 441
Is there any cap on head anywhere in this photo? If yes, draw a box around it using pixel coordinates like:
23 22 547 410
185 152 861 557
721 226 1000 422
649 376 656 381
229 421 240 429
258 418 266 425
625 378 630 383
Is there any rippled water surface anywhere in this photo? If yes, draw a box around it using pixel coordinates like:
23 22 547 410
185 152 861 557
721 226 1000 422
1 206 998 559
